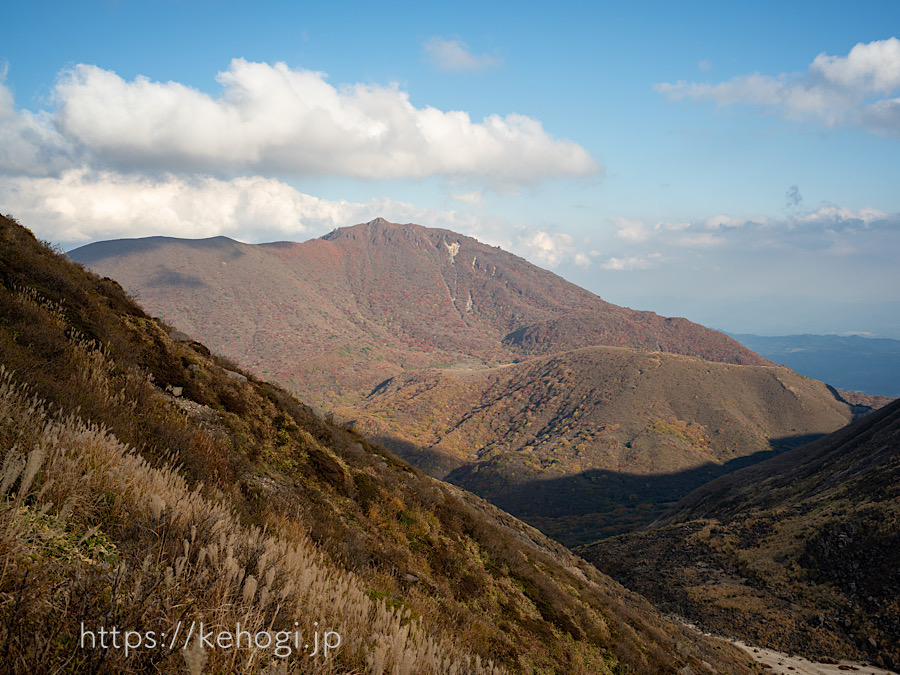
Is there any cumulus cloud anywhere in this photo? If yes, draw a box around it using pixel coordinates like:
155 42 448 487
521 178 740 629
656 37 900 135
811 39 900 93
860 96 900 134
514 230 581 267
45 59 596 185
0 168 506 245
423 37 503 72
493 228 596 269
794 203 888 227
1 169 351 243
0 166 597 271
573 252 592 267
0 77 75 175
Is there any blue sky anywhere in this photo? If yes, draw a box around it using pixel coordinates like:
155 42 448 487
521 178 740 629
2 0 899 337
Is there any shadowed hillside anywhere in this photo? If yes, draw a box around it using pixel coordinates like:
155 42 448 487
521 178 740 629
580 396 900 670
0 212 763 673
346 346 858 545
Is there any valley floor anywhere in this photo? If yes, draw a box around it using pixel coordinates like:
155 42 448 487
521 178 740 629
733 640 897 675
679 618 897 675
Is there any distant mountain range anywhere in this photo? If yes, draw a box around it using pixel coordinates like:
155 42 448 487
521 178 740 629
728 333 900 397
70 218 879 545
70 217 770 407
581 396 900 670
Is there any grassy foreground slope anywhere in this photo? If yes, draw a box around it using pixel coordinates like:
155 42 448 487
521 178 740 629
0 214 762 673
580 397 900 670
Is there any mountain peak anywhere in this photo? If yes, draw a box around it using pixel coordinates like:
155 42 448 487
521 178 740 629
321 216 410 240
72 219 772 409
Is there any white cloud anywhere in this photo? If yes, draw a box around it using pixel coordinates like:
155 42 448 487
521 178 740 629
449 190 485 207
653 220 690 233
795 204 888 226
611 217 649 242
45 59 596 186
656 37 900 135
704 214 750 229
0 168 505 245
604 205 897 262
1 169 344 243
573 252 592 267
0 78 75 175
810 38 900 93
423 37 503 72
514 230 576 267
860 96 900 135
601 253 662 271
510 229 598 268
0 166 599 272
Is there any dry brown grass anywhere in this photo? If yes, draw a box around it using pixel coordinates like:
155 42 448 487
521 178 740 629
0 214 765 674
0 363 503 674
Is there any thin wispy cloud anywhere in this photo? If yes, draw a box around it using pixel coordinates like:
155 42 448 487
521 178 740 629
785 184 803 210
423 37 503 72
656 37 900 136
606 205 896 261
601 253 662 271
449 190 485 207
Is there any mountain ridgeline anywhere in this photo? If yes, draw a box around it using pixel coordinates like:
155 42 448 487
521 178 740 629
71 218 872 546
0 213 771 672
71 217 770 407
348 345 859 545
